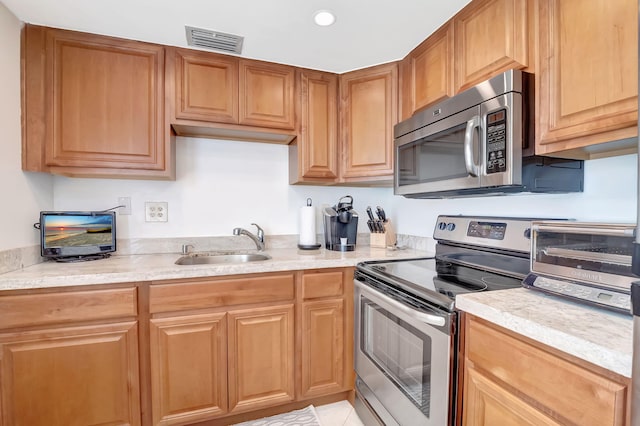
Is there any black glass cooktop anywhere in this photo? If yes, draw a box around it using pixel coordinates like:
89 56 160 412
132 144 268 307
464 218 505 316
357 253 527 311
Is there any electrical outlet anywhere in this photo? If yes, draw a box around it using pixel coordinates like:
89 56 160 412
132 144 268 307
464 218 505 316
118 197 131 215
145 202 168 222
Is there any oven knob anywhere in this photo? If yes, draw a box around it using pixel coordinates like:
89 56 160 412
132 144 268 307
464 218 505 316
446 223 456 231
524 228 531 239
438 222 447 230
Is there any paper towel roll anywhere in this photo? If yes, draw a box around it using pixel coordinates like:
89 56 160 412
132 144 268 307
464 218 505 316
298 205 316 245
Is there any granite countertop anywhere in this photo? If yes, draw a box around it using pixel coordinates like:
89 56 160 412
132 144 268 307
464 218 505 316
0 246 432 291
456 288 633 378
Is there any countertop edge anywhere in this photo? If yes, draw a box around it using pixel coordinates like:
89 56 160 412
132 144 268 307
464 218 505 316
456 289 632 378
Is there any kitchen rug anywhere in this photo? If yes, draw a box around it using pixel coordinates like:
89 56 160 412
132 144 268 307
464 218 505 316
232 405 322 426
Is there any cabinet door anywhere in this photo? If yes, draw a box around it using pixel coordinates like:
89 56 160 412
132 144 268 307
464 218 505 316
400 23 454 120
463 367 562 426
22 25 170 178
454 0 529 92
301 299 345 398
149 312 227 425
536 0 638 155
463 316 630 425
339 62 398 182
0 322 140 426
239 60 296 130
173 49 238 123
290 70 339 183
228 304 295 413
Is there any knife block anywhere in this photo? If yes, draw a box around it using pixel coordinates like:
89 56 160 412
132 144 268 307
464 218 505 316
370 220 397 248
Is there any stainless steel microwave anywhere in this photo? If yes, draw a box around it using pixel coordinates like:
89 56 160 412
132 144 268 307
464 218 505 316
394 70 584 198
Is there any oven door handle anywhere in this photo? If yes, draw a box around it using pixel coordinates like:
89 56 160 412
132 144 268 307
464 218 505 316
355 280 446 327
463 115 481 177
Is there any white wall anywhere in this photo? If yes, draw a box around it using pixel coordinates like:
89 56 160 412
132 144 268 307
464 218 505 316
53 137 394 239
53 134 638 243
391 153 638 240
0 3 53 251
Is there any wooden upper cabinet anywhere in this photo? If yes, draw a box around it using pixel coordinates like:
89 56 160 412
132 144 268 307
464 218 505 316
22 25 172 179
400 23 454 120
173 48 238 123
453 0 529 92
239 60 296 130
290 70 339 184
339 62 398 182
536 0 638 157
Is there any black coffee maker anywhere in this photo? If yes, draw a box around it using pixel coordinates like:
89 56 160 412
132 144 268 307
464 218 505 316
323 195 359 251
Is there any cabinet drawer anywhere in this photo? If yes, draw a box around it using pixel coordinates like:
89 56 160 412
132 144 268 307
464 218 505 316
0 287 137 329
466 318 628 426
150 273 295 313
302 271 344 300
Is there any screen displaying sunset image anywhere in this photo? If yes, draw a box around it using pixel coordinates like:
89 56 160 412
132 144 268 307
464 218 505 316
43 214 113 247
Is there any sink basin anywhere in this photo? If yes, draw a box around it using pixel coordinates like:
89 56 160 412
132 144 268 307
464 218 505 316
175 253 271 265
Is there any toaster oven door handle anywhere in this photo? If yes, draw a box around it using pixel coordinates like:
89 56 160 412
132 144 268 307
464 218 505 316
532 224 636 237
464 116 481 177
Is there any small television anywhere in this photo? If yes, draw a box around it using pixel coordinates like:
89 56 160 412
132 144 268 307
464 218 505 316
39 211 116 261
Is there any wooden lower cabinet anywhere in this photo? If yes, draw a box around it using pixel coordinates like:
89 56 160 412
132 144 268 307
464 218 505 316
148 269 352 425
228 305 295 413
299 269 354 399
0 286 141 426
462 315 631 426
150 312 228 425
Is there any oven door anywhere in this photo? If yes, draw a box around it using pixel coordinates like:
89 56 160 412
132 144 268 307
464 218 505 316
354 279 456 426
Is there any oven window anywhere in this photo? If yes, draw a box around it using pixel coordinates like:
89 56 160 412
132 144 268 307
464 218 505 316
361 297 432 417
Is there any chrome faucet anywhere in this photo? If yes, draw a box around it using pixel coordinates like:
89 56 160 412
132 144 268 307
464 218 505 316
233 223 265 251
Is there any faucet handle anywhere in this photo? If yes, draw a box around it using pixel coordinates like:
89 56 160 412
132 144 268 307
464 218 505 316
251 223 264 241
181 244 195 255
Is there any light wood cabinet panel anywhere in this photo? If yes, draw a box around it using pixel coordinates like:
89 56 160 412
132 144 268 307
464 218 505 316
0 322 141 426
228 304 295 413
150 312 228 425
454 0 529 92
464 367 562 426
239 60 296 130
22 24 172 179
150 273 295 314
536 0 638 157
400 23 454 120
173 49 238 123
462 316 630 426
339 62 398 182
300 299 345 398
289 70 339 184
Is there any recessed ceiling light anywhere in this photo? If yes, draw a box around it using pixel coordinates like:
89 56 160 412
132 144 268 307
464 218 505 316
313 10 336 26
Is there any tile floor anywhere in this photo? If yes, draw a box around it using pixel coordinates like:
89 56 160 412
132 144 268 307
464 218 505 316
315 400 364 426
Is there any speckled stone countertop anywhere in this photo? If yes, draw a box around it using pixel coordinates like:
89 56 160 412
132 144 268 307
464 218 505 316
456 288 633 378
0 246 432 291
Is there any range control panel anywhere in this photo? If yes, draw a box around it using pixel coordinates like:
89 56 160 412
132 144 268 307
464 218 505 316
485 109 507 174
433 215 544 253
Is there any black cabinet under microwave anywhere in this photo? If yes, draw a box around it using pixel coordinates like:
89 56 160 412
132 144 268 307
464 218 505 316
393 70 584 198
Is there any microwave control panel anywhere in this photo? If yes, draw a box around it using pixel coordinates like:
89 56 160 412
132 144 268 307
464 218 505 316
486 109 507 174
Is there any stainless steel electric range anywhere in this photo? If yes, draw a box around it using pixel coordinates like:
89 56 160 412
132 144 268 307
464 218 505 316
353 215 551 426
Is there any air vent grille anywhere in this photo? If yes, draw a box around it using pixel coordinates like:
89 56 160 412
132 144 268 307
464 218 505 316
185 26 244 54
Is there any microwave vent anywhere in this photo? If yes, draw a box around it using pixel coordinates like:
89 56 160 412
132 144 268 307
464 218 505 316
185 26 244 54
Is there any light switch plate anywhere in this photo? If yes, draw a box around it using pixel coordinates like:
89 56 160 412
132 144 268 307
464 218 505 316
145 202 168 222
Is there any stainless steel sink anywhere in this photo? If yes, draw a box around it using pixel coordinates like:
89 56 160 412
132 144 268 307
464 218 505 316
175 253 271 265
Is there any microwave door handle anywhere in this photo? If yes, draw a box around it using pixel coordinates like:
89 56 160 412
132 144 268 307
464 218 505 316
464 116 481 177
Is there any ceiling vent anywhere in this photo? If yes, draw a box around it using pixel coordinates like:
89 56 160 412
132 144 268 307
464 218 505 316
185 26 244 54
